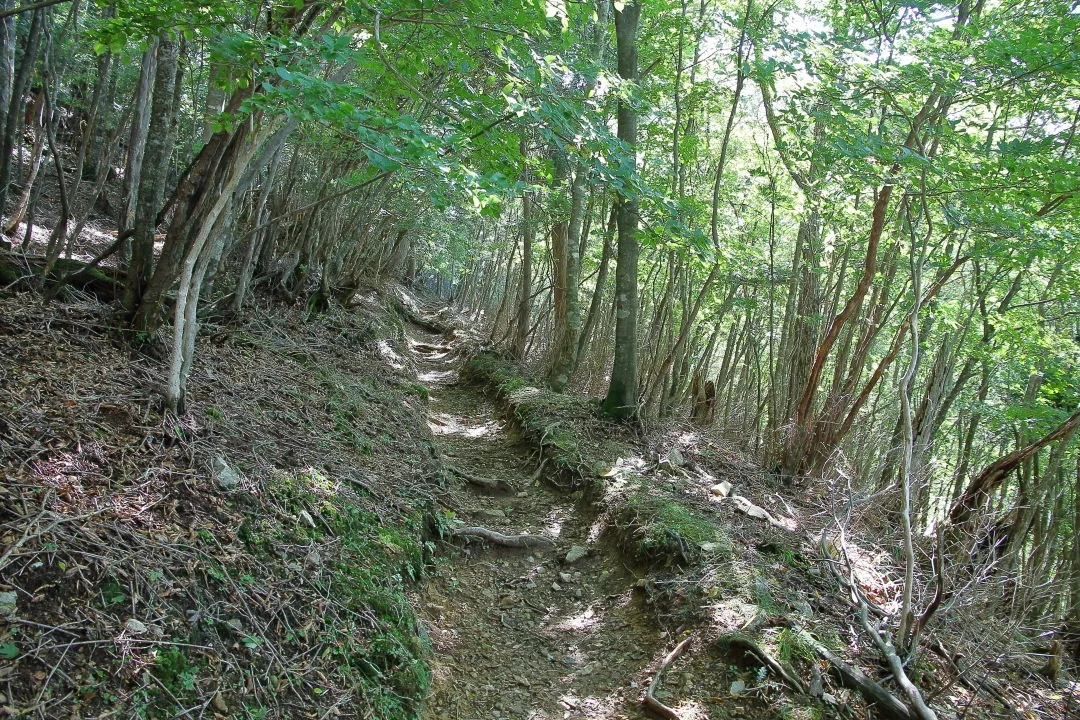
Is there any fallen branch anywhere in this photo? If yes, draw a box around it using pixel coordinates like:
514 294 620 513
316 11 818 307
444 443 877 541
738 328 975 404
643 633 694 720
859 605 938 720
731 494 797 531
447 464 514 493
795 628 914 720
728 637 808 694
450 526 554 549
818 525 938 720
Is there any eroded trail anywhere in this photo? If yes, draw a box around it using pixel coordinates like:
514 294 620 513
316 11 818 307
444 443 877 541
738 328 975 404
409 331 666 720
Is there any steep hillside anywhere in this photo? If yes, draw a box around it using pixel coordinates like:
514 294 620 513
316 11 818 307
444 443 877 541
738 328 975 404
0 288 441 719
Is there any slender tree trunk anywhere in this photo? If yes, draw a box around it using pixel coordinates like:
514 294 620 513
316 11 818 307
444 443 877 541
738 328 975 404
122 39 155 232
549 163 585 390
124 34 178 315
511 145 533 361
601 0 641 419
577 202 615 363
0 7 43 220
0 0 13 238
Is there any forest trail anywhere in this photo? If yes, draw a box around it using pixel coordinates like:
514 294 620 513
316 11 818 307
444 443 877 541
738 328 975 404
408 323 667 720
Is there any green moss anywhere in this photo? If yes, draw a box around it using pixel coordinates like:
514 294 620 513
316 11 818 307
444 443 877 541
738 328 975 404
403 382 429 401
462 351 523 393
616 483 730 567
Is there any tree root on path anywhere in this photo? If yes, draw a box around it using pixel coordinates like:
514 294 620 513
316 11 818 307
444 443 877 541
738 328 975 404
447 464 514 493
450 526 554 549
794 628 915 720
727 637 808 694
643 633 694 720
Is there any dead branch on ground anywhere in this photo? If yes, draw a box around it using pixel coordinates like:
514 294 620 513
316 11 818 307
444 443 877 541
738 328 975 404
450 526 554 548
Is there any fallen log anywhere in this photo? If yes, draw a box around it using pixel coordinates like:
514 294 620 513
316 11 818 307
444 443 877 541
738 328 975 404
450 526 554 549
1 252 123 298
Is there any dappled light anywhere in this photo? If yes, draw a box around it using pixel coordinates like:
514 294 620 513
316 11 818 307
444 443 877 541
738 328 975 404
1 0 1077 716
428 412 498 438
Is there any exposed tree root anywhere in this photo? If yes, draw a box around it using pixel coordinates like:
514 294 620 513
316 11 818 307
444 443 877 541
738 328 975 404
447 464 514 493
450 526 554 548
727 637 808 694
794 628 914 720
643 633 694 720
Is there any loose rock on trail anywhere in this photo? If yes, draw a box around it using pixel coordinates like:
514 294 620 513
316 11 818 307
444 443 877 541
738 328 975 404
409 325 668 720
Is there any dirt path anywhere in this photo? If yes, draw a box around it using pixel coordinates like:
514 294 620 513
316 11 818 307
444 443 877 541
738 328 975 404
409 331 669 720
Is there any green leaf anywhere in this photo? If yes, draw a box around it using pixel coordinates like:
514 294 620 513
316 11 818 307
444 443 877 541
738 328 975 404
0 643 19 660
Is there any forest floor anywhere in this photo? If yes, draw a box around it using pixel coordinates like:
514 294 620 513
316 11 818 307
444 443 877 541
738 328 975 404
404 303 1080 720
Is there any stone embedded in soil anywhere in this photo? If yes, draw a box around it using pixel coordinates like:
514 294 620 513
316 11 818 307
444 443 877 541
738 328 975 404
564 545 588 564
0 591 17 616
709 481 733 497
124 618 148 635
214 455 242 489
666 447 686 467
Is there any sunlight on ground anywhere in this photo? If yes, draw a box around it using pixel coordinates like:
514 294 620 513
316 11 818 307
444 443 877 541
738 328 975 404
707 597 761 632
543 507 569 538
418 369 458 384
824 534 899 611
376 339 406 369
427 412 497 437
670 700 710 719
553 605 601 632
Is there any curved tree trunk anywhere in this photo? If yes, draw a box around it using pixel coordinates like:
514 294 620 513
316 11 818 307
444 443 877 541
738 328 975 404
948 406 1080 527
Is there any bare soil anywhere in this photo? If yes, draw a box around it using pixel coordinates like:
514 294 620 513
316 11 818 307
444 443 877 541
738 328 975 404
410 330 671 720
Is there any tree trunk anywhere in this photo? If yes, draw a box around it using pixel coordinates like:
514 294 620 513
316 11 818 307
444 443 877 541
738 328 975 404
511 139 533 361
122 39 156 231
0 0 13 239
548 162 585 390
0 7 43 221
124 34 178 314
948 406 1080 527
601 0 641 420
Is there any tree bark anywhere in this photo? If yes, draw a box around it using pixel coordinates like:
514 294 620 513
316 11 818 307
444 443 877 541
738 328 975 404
548 162 585 390
511 141 533 361
948 406 1080 527
601 0 641 420
124 34 178 314
121 39 155 232
0 7 43 221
